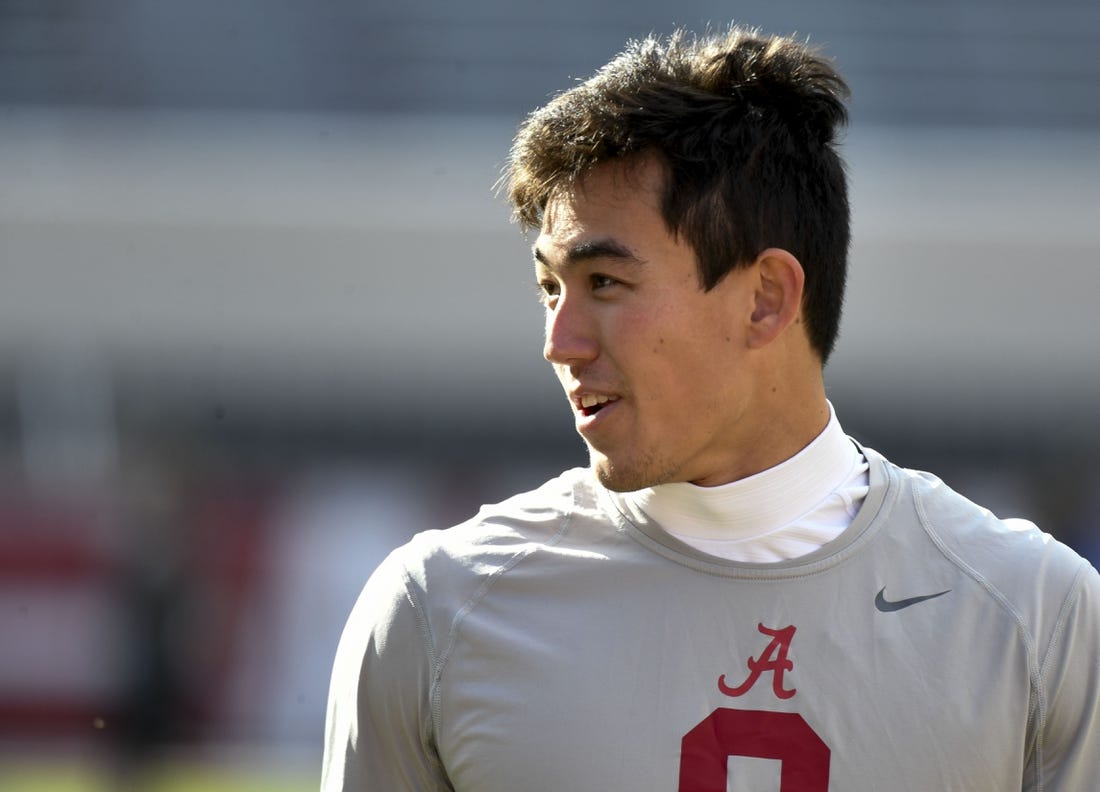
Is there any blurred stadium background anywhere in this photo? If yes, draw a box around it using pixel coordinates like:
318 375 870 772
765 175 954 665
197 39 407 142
1 0 1098 789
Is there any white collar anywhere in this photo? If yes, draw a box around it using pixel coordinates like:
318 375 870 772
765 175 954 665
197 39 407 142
608 403 862 541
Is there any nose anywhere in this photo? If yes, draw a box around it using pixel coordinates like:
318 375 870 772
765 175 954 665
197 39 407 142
543 293 598 365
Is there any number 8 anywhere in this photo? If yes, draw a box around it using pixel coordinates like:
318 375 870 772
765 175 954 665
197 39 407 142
679 708 830 791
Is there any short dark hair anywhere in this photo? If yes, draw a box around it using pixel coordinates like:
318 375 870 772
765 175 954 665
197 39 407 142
505 26 851 362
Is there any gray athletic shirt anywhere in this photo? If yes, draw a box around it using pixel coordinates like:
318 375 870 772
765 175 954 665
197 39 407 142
322 446 1100 790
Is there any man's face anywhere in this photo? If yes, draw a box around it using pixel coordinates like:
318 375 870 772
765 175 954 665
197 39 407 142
534 158 764 491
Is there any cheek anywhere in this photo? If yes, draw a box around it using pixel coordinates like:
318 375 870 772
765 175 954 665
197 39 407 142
618 303 729 394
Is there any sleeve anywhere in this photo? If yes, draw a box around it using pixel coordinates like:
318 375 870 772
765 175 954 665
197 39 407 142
320 547 452 792
1029 560 1100 791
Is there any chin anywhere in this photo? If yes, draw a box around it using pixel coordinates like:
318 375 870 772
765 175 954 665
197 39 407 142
594 467 637 493
590 449 666 493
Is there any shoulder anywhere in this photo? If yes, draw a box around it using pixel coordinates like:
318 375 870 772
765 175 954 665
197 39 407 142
400 465 596 569
897 458 1084 586
372 466 602 614
334 466 598 669
870 448 1096 642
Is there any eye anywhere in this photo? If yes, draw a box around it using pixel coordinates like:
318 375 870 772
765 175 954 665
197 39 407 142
536 279 560 306
590 274 618 291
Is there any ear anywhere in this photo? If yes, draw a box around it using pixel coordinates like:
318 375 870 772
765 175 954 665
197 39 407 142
747 248 805 349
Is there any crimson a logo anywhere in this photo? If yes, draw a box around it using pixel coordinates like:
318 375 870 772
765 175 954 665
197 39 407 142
718 623 797 700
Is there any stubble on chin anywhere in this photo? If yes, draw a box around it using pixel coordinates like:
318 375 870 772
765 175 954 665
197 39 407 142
589 445 680 493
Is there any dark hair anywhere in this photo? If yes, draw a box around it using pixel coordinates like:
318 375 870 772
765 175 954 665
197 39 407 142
505 26 851 362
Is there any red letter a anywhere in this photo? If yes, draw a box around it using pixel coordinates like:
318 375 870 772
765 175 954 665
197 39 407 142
718 623 797 700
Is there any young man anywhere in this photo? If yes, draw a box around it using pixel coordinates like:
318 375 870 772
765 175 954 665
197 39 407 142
322 27 1100 790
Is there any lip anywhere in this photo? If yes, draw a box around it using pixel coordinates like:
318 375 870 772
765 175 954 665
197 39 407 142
569 391 622 434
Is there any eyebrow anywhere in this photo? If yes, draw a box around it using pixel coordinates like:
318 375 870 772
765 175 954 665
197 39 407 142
532 238 645 271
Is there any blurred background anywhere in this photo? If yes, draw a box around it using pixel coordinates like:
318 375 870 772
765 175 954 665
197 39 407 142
1 0 1098 789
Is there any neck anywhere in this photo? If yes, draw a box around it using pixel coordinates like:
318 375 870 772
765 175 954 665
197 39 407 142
693 373 829 487
639 404 857 536
607 403 870 562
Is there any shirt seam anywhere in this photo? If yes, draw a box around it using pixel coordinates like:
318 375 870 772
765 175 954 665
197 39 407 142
1033 558 1089 792
427 502 577 751
398 561 452 784
910 484 1046 790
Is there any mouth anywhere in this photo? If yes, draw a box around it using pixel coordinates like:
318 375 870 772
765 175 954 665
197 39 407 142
575 393 620 418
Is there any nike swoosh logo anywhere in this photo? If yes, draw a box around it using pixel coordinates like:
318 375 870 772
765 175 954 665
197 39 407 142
875 586 952 612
